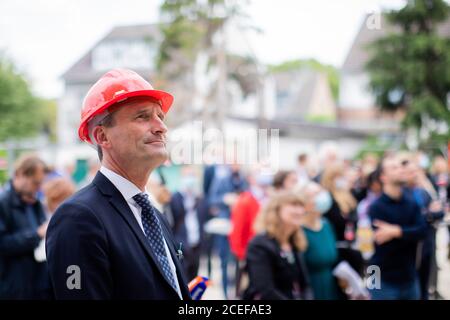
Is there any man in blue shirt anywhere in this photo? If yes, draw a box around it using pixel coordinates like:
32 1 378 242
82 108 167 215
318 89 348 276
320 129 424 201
368 155 427 300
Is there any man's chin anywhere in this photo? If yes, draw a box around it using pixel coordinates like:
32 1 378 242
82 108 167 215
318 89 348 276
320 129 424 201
145 148 168 164
394 180 407 187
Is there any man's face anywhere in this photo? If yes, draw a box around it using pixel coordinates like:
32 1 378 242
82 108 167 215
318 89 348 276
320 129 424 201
403 160 419 185
102 99 168 167
382 158 405 186
14 165 46 204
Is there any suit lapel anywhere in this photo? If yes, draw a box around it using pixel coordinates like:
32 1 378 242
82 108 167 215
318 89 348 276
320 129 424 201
93 172 181 296
158 212 192 299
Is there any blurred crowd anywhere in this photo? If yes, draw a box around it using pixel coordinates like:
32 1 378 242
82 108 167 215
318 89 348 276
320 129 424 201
0 144 449 300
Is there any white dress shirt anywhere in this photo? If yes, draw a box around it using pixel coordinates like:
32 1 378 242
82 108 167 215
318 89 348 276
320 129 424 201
100 166 182 299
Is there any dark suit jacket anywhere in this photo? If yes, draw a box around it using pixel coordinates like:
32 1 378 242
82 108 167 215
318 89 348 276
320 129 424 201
0 181 49 299
46 172 191 300
169 191 208 249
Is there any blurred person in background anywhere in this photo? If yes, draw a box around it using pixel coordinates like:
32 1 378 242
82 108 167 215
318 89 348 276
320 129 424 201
430 155 450 259
146 170 172 215
230 169 273 262
296 153 310 188
314 141 341 183
299 182 340 300
77 158 101 189
320 163 364 275
368 155 427 300
401 155 444 300
41 177 76 236
32 177 76 297
229 168 272 297
356 169 382 261
208 163 248 299
169 166 207 281
243 191 312 300
272 170 298 192
0 154 49 299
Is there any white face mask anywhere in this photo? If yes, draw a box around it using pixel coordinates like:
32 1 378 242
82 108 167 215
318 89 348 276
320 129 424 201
314 190 333 214
180 175 198 193
335 177 347 190
419 155 430 169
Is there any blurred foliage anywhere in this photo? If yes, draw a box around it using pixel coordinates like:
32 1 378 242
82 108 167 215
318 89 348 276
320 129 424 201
366 0 450 147
305 114 335 123
0 149 7 185
38 98 58 143
0 56 56 143
156 0 256 128
157 0 250 77
354 135 399 160
0 57 42 141
268 58 340 101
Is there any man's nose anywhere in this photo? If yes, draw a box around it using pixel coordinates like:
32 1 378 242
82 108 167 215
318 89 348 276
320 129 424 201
150 116 168 135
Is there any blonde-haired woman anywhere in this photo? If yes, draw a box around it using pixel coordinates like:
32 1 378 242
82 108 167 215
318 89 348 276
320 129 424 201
320 163 364 276
243 191 312 300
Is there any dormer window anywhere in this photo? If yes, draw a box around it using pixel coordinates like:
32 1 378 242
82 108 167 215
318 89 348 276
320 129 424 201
92 40 155 71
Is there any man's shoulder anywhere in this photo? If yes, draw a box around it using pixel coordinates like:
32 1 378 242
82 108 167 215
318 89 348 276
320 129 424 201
0 188 9 205
0 184 13 202
51 183 106 221
67 182 102 205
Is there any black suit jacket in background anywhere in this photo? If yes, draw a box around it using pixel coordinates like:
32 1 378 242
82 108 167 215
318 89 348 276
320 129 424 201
46 172 191 300
0 182 49 299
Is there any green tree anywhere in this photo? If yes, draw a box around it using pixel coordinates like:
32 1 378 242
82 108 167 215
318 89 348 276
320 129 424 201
0 57 45 141
157 0 250 76
37 98 58 143
156 0 256 128
366 0 450 148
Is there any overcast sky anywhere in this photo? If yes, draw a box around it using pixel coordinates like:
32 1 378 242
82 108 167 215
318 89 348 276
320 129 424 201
0 0 405 99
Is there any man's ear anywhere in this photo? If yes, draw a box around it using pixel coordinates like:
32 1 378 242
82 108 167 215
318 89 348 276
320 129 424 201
93 126 111 149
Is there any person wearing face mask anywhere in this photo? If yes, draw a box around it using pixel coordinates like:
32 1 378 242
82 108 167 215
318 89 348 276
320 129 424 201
0 153 49 299
230 170 272 262
401 156 445 300
320 163 364 276
169 166 206 281
229 169 273 297
299 182 340 300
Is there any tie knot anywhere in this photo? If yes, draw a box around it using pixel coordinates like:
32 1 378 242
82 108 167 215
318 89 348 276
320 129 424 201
133 193 151 207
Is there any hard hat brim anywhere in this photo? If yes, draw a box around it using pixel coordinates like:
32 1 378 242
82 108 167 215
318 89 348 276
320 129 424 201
78 89 173 144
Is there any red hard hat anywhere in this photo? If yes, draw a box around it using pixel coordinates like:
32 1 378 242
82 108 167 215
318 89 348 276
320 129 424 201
78 68 173 144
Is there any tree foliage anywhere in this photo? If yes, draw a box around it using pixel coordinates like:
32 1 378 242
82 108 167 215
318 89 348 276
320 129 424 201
0 57 43 142
366 0 450 146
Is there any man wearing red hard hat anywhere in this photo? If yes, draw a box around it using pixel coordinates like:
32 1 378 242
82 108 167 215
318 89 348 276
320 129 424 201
46 69 191 300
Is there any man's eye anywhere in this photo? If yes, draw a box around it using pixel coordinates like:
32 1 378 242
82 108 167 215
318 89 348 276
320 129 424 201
137 114 149 120
158 114 165 121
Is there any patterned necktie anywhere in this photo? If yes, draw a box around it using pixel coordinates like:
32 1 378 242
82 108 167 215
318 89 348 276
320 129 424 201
132 193 178 291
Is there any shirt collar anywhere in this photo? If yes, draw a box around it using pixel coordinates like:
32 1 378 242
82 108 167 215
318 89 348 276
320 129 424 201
381 191 404 203
100 166 146 202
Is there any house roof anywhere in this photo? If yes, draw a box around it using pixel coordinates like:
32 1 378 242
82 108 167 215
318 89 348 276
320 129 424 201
272 68 335 121
273 69 317 119
342 14 450 73
228 115 368 140
62 24 159 83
